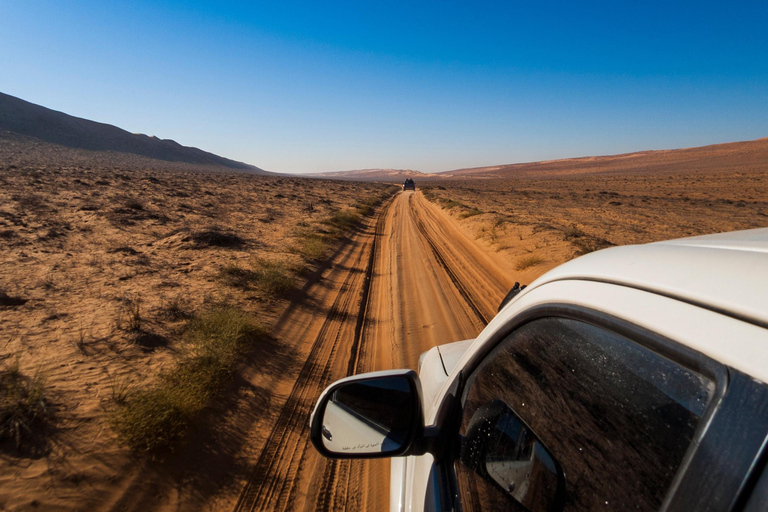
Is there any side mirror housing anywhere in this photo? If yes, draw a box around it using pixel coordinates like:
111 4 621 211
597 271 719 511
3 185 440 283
309 370 425 459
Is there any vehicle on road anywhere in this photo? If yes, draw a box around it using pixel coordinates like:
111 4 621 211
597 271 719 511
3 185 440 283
310 228 768 511
403 178 416 191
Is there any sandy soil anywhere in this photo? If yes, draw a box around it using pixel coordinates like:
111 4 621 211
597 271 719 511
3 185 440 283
418 167 768 283
231 191 511 512
1 137 766 512
227 169 768 511
0 164 393 511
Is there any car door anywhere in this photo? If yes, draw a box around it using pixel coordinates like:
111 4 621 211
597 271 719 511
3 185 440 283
446 306 768 512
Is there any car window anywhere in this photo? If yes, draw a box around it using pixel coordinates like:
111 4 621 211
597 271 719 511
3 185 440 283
455 317 717 511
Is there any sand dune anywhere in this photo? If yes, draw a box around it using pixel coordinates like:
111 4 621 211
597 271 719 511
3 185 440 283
439 137 768 178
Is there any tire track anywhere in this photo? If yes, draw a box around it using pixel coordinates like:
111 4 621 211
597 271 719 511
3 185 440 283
233 191 500 512
233 199 391 512
408 195 491 325
313 201 390 512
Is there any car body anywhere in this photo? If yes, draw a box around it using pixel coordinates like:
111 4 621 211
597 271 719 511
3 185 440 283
310 228 768 512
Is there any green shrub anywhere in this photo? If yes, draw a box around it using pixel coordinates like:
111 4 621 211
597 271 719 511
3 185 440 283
111 306 264 453
220 263 254 289
251 257 295 295
220 259 295 295
323 209 361 233
296 236 329 261
440 199 466 209
459 208 482 219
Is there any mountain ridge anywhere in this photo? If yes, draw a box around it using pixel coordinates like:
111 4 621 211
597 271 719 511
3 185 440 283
0 92 268 173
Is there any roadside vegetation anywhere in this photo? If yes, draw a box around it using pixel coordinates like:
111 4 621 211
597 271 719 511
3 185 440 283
106 186 395 454
0 163 397 464
111 305 264 453
515 255 545 271
220 257 298 295
291 190 395 262
0 357 53 455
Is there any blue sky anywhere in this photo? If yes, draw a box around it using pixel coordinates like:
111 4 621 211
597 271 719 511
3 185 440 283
1 0 766 173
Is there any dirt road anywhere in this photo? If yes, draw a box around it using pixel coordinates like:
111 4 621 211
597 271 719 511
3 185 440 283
232 191 511 512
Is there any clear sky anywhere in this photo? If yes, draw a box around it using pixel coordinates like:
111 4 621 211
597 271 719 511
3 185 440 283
1 0 766 173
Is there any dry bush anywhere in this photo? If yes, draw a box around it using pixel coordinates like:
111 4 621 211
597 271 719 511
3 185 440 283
115 296 143 332
0 358 53 454
459 207 482 219
220 258 296 296
322 209 361 235
111 305 264 453
191 227 245 248
0 290 27 307
161 295 192 320
515 255 545 271
571 237 614 256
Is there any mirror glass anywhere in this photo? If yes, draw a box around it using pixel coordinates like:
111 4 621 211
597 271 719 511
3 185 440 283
321 375 415 455
459 399 565 512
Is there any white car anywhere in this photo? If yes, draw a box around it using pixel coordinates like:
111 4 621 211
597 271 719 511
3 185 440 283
310 228 768 512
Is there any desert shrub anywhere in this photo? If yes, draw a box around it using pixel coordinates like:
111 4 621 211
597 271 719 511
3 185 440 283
296 235 329 261
115 296 142 332
220 259 295 295
108 374 136 405
515 255 545 271
440 199 466 210
289 189 394 262
572 237 614 256
251 257 295 295
563 225 587 240
323 209 361 233
459 208 482 219
353 190 394 216
123 198 144 211
13 194 46 210
162 295 192 320
0 359 53 451
420 187 438 203
191 227 244 248
0 290 27 307
220 263 254 289
112 305 264 453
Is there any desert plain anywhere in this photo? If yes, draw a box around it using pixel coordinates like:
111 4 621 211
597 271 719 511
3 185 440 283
1 133 768 511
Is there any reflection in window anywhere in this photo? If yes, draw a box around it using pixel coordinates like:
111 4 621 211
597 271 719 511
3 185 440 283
460 399 565 512
455 318 716 511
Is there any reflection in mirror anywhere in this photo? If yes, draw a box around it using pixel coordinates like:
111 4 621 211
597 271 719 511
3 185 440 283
460 400 565 512
321 375 415 455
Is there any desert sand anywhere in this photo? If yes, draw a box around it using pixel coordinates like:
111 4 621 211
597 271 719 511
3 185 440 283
0 162 393 511
1 135 767 511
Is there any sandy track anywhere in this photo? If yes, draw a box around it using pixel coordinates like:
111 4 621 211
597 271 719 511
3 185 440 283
232 191 510 511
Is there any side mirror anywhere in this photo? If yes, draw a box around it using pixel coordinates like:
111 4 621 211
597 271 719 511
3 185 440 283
460 399 566 512
310 370 424 458
498 282 527 312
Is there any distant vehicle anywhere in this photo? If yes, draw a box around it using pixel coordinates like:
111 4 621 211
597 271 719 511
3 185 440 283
403 178 415 191
311 228 768 512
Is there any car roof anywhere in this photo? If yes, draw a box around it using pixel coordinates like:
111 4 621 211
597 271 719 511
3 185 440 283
528 228 768 329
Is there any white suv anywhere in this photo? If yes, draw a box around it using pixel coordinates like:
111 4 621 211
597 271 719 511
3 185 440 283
310 228 768 512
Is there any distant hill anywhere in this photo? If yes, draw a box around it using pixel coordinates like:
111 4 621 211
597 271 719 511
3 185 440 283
0 92 268 174
438 138 768 179
306 168 429 182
